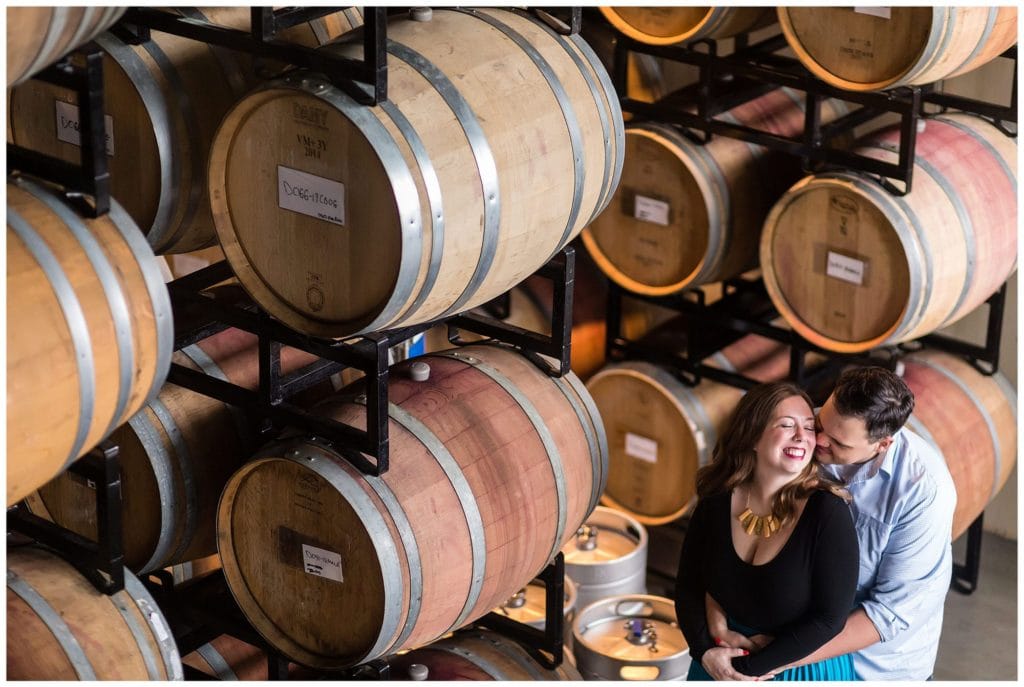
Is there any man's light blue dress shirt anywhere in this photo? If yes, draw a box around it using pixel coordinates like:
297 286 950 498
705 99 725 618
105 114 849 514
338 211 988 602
820 428 957 681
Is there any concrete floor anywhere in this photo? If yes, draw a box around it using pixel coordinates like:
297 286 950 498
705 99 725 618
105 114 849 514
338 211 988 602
934 531 1017 681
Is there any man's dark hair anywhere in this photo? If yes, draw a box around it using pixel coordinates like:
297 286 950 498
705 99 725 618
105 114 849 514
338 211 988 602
832 366 915 441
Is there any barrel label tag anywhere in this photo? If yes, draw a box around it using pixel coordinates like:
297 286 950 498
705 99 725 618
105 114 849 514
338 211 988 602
634 194 670 226
277 165 345 226
854 7 891 19
625 432 658 464
302 544 344 583
54 100 115 156
826 250 866 286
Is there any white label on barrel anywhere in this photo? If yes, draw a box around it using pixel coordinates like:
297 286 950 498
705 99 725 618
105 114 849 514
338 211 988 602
626 432 658 464
854 6 891 19
278 165 345 226
826 251 866 286
634 194 670 226
54 101 115 156
302 544 344 582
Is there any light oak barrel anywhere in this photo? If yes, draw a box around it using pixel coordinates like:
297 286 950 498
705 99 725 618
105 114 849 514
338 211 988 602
27 323 324 573
760 113 1017 354
216 344 608 668
6 6 126 86
7 177 173 506
900 350 1017 540
387 629 583 680
583 88 850 296
7 7 360 254
599 7 776 46
6 545 183 680
778 7 1018 92
587 329 793 525
208 8 624 338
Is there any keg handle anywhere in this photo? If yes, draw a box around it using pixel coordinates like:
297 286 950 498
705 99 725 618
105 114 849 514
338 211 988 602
623 619 659 653
502 588 528 610
575 524 599 551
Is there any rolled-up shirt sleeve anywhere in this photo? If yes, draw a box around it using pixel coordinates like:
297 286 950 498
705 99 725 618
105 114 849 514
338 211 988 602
860 477 955 642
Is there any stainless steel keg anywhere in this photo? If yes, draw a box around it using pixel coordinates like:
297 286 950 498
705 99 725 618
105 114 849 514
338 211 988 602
573 594 690 681
562 506 648 612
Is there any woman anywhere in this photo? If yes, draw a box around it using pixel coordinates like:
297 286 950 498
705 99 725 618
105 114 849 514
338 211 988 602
675 381 858 680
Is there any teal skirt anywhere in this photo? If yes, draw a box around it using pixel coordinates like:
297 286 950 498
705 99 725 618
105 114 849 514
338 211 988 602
686 619 857 681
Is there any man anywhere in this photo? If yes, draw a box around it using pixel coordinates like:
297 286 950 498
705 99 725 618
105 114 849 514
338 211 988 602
704 366 957 680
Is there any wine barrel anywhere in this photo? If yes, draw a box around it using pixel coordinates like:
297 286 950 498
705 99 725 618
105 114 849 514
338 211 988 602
208 8 624 338
778 7 1018 92
7 8 360 254
587 328 792 525
600 7 775 45
6 545 183 680
7 177 172 506
27 319 327 573
388 629 582 680
900 350 1017 540
760 113 1017 353
584 88 850 295
217 344 608 668
6 6 126 85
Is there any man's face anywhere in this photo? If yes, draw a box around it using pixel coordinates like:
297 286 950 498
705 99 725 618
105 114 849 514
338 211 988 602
814 396 892 465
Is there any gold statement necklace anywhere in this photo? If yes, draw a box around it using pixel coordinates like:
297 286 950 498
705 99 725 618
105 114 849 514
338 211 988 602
737 490 781 539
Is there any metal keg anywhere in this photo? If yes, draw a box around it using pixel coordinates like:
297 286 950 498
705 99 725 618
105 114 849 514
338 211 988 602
562 506 648 612
573 594 690 681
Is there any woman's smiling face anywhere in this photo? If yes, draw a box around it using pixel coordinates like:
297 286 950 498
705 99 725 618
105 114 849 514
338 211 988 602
754 394 817 476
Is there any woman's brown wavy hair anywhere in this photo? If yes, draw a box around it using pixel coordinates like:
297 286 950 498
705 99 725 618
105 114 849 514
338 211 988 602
695 381 849 524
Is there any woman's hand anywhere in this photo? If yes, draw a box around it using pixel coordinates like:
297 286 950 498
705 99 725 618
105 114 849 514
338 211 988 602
701 647 757 681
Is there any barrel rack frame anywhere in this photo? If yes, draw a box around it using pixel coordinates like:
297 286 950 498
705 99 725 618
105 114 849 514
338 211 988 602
7 7 585 679
604 21 1017 596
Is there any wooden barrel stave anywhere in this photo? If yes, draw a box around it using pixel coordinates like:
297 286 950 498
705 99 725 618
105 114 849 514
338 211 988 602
760 113 1017 353
388 629 583 680
7 178 172 506
778 7 1018 91
29 321 327 572
208 9 623 338
7 7 127 85
901 350 1017 539
599 7 775 45
216 345 605 668
6 546 182 680
7 8 360 254
583 88 849 295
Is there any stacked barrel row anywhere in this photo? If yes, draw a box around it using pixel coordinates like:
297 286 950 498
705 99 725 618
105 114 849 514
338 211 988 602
7 6 626 680
581 5 1017 551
